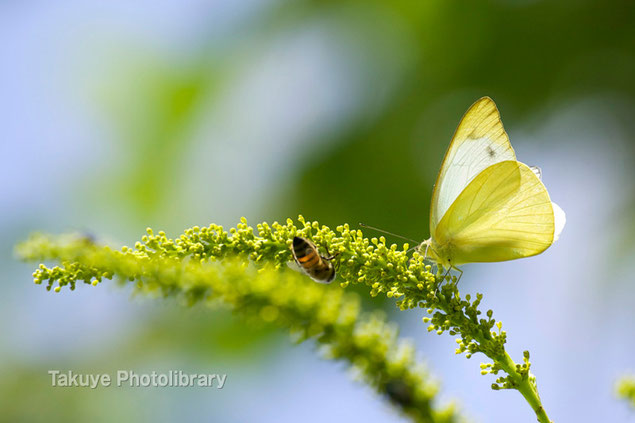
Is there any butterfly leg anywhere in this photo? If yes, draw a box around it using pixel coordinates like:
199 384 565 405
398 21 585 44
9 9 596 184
442 266 453 282
451 266 463 288
433 265 451 294
404 246 417 255
407 242 428 267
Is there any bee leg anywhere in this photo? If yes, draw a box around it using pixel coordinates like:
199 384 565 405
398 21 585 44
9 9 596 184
322 244 341 272
323 244 340 261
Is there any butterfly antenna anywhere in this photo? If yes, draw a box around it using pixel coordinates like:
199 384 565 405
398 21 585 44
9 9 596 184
358 223 419 244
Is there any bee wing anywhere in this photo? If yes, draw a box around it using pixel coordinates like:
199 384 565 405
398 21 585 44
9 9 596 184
286 260 335 284
286 260 304 273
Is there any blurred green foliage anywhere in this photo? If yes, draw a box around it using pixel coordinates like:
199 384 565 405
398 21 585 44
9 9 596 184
277 0 635 235
94 55 221 226
5 0 635 421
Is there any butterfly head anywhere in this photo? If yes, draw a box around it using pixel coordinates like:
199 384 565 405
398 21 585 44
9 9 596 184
416 238 453 268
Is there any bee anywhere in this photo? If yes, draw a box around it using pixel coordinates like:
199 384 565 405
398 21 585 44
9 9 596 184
291 236 338 284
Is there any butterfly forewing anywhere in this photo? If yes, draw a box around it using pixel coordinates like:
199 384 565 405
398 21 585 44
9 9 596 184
430 97 516 235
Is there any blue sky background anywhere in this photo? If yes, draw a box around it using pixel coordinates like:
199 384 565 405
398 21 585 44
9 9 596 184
2 1 635 422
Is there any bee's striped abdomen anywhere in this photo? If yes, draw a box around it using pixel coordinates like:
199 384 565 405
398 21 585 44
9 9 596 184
291 237 336 284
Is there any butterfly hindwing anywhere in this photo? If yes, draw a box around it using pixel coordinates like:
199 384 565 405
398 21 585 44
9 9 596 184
434 160 555 265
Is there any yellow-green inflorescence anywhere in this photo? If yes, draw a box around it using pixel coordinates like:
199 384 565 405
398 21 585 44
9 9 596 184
617 375 635 409
17 216 549 423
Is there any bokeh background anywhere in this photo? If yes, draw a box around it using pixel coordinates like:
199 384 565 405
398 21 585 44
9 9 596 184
2 1 635 422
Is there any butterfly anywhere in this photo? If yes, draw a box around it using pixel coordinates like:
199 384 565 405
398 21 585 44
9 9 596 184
418 97 566 274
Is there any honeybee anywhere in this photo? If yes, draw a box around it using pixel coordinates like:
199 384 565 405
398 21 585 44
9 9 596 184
291 236 338 284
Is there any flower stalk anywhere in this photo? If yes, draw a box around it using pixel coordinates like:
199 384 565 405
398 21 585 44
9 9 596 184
17 215 552 422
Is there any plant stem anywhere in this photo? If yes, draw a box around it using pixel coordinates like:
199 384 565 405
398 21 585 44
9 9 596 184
498 352 551 423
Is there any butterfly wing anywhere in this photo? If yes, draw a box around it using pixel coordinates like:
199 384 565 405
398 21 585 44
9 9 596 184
529 165 567 241
552 202 566 241
434 160 557 265
529 165 542 180
430 97 516 235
